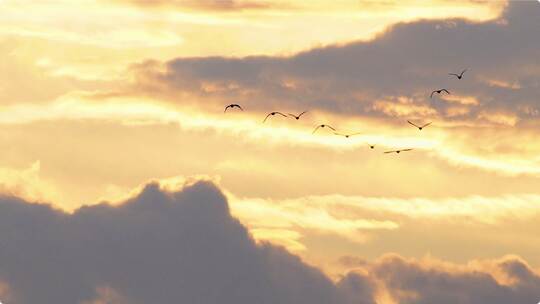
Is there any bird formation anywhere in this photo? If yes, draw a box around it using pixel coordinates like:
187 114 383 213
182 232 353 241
224 69 467 154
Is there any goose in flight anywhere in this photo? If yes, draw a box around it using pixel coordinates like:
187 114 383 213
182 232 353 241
334 132 361 138
312 124 336 134
407 120 432 130
224 104 243 112
449 69 467 80
288 111 308 120
430 89 450 98
263 111 287 123
384 149 413 154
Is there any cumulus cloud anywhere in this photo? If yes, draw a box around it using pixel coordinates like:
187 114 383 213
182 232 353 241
133 1 540 125
0 181 351 304
368 254 540 304
1 180 539 304
335 254 540 304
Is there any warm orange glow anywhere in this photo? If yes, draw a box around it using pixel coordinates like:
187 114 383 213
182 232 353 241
1 1 539 288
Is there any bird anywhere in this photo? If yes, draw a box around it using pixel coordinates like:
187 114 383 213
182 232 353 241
430 89 450 98
384 149 413 154
263 111 288 123
312 124 336 134
334 132 361 138
224 104 243 112
407 120 432 130
449 69 467 80
288 111 308 120
367 144 375 149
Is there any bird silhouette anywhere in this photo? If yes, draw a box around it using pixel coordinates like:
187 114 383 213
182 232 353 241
367 144 375 149
288 111 308 120
449 69 467 80
312 124 336 134
263 111 287 123
430 89 450 98
334 132 361 138
224 104 243 112
407 120 432 130
384 149 413 154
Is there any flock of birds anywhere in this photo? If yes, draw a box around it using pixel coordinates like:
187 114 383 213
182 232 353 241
224 69 467 154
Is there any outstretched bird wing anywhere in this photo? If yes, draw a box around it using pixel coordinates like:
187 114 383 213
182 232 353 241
441 89 450 94
408 120 420 128
430 91 437 98
421 122 432 128
224 105 231 112
326 125 336 131
263 113 273 123
460 69 467 77
275 112 287 117
384 150 397 154
235 104 244 111
298 111 308 117
312 125 323 134
401 149 413 152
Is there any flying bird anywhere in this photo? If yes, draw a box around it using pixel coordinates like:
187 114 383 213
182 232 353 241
367 144 375 149
288 111 308 120
430 89 450 98
224 104 243 112
263 111 287 123
449 69 467 80
384 149 413 154
407 120 432 130
312 124 336 134
334 132 361 138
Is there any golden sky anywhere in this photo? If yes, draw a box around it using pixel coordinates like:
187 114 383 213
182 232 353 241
1 1 540 302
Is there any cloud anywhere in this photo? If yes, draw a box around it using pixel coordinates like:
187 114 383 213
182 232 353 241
0 180 354 304
1 179 539 304
121 0 280 11
366 254 540 304
231 192 540 268
335 254 540 304
133 1 539 125
0 161 59 203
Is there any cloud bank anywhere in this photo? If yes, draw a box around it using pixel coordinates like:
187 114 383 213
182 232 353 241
344 254 540 304
0 180 351 303
133 1 539 125
1 180 539 303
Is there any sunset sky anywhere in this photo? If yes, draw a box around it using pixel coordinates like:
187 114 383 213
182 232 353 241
1 1 540 303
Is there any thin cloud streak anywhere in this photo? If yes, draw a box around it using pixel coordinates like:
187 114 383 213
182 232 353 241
1 98 540 177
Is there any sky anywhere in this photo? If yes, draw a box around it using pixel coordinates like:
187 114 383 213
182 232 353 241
0 0 539 303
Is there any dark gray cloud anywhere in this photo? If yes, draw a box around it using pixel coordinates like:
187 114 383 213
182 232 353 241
134 1 540 124
347 254 540 304
1 180 539 303
0 181 350 304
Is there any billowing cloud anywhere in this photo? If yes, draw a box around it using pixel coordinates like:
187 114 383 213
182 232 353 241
359 254 540 304
1 180 539 304
134 1 539 124
0 180 353 303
